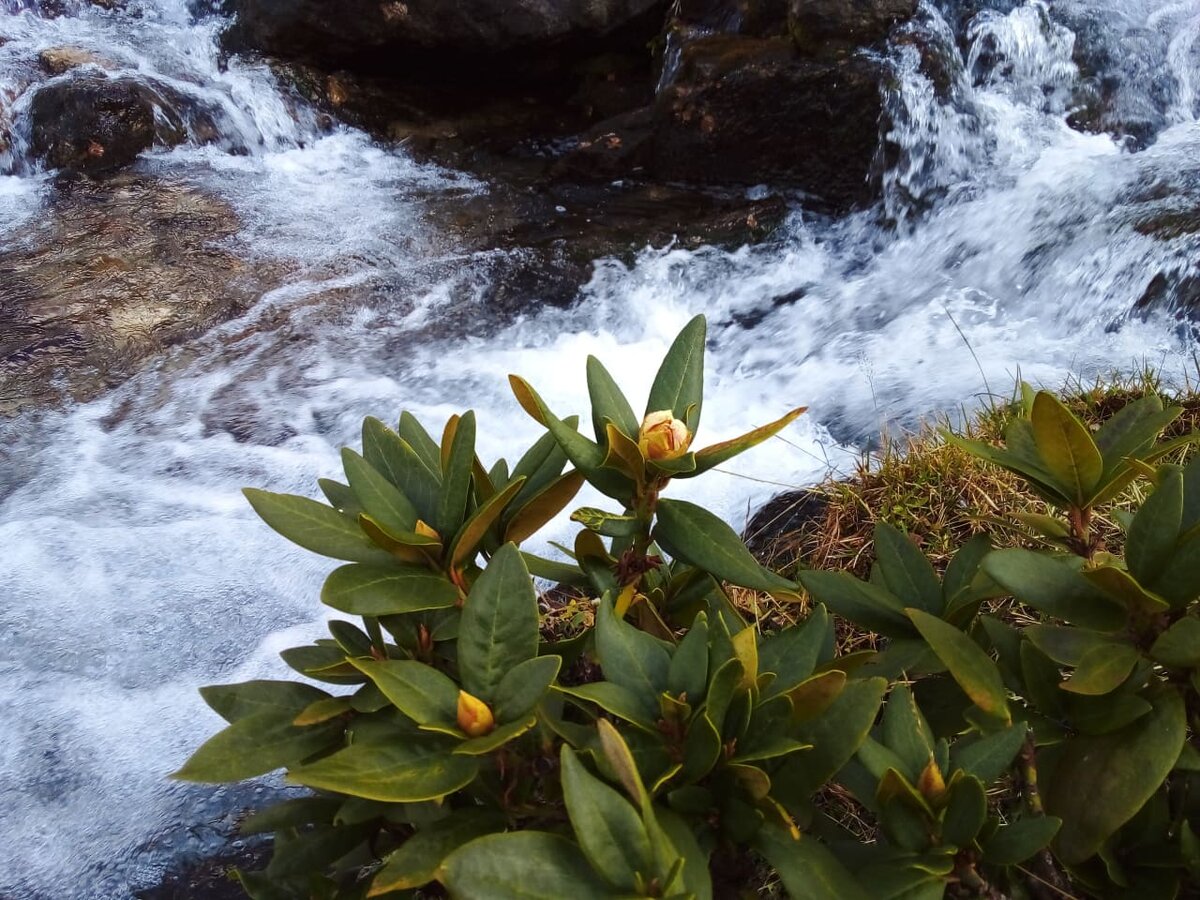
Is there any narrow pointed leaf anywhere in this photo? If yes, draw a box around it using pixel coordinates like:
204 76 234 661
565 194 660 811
494 655 561 722
450 476 527 568
596 592 671 700
504 470 584 545
907 609 1010 726
874 524 942 614
342 448 420 536
983 549 1127 631
647 314 707 433
243 489 395 564
200 681 331 724
362 416 442 525
1060 644 1139 695
322 564 459 615
754 824 871 900
438 411 477 538
458 543 539 700
173 711 342 782
1031 392 1104 504
369 810 505 895
350 659 459 726
289 738 479 802
681 407 807 478
586 356 640 443
561 746 654 891
798 570 914 637
441 832 614 900
655 499 797 594
1128 466 1184 583
1046 688 1186 864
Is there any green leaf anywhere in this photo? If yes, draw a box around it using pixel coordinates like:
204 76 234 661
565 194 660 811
243 488 395 564
942 534 994 609
655 499 798 595
781 677 888 797
240 797 341 835
1127 466 1184 583
173 711 342 782
321 564 460 616
556 682 659 732
1150 616 1200 667
293 697 353 726
399 410 443 471
979 816 1062 866
882 684 936 781
657 808 713 900
509 376 634 502
874 524 942 615
458 543 539 700
586 356 640 444
983 550 1127 631
279 644 362 685
646 314 706 433
437 412 477 538
907 609 1010 726
942 432 1065 502
681 406 807 479
508 426 571 510
342 448 420 536
1093 394 1176 470
571 507 642 539
440 832 615 900
668 613 709 703
350 659 458 727
1059 644 1139 695
450 476 527 568
1148 529 1200 608
1031 392 1104 504
951 722 1026 785
318 478 361 517
1046 688 1187 864
596 592 672 700
200 680 331 724
760 605 831 695
754 824 871 900
798 571 914 637
453 715 538 755
494 655 561 722
369 809 505 895
362 417 441 526
288 738 479 802
561 746 654 891
940 775 987 848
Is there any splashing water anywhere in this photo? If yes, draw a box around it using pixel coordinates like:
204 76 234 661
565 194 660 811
1 0 1200 895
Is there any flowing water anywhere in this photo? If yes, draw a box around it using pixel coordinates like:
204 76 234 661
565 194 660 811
1 0 1199 895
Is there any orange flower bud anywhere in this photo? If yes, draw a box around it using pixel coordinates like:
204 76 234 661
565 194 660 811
917 757 946 801
456 690 495 737
638 410 692 461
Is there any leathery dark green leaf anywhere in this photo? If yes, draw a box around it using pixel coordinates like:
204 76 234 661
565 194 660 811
457 543 539 700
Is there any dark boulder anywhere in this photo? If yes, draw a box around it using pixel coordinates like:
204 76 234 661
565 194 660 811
562 35 890 210
788 0 917 50
28 73 155 174
224 0 667 75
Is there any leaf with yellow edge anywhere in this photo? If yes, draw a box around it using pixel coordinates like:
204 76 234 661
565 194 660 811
449 476 527 569
731 627 759 690
504 470 585 545
679 407 808 479
907 609 1010 726
1031 392 1104 505
602 422 646 483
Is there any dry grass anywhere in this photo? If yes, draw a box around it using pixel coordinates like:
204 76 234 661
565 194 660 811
737 372 1200 631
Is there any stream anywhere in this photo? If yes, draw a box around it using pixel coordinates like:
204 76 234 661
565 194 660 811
1 0 1199 896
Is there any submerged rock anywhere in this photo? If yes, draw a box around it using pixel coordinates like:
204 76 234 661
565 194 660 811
27 72 155 174
38 45 117 75
0 175 284 415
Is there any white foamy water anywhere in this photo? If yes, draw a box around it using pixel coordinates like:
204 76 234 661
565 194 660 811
1 0 1199 895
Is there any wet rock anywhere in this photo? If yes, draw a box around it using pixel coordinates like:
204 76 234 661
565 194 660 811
0 175 285 415
563 35 890 209
225 0 667 75
788 0 917 51
38 45 117 75
28 72 155 174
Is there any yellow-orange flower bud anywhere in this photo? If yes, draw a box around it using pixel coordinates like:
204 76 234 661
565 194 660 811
917 757 946 801
638 410 692 461
456 690 495 737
